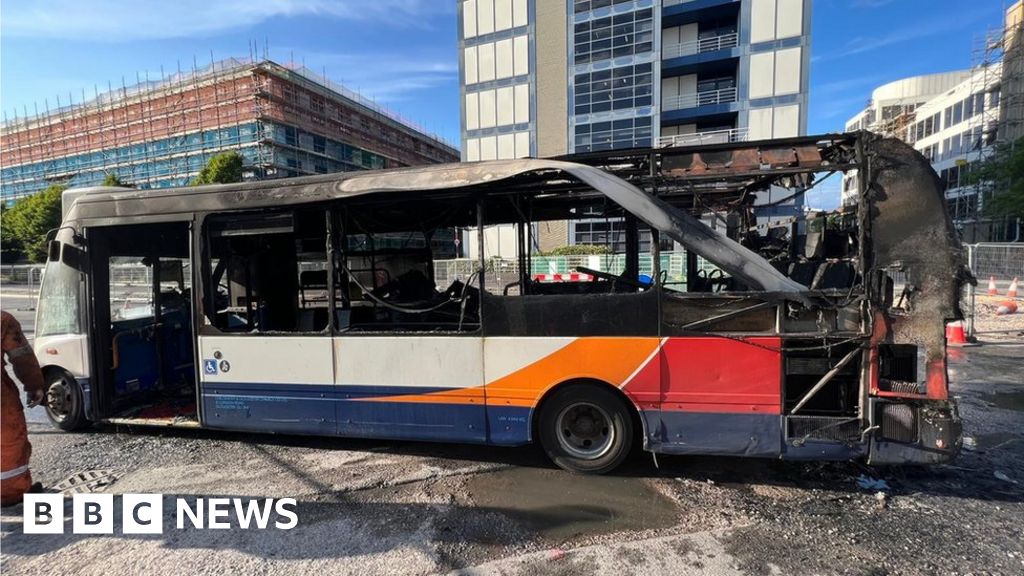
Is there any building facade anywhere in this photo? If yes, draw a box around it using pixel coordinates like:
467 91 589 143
840 71 973 206
842 69 1003 239
0 59 458 204
457 0 812 253
841 3 1024 242
459 0 812 159
910 65 1002 242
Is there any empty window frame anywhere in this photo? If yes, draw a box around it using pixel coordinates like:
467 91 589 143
203 208 330 334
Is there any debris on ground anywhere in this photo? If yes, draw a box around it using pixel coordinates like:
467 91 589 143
994 470 1019 484
855 475 890 491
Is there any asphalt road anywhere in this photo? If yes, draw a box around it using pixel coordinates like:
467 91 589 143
1 291 49 424
1 292 37 338
1 289 1023 575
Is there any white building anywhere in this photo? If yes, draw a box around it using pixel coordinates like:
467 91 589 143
841 71 972 206
841 67 1003 241
909 64 1001 238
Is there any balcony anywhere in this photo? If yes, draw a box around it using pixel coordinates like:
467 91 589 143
662 32 738 59
656 127 748 148
662 87 737 111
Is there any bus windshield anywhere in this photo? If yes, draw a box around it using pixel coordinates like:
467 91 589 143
36 257 82 338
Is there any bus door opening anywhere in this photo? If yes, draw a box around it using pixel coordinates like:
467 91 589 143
87 221 197 423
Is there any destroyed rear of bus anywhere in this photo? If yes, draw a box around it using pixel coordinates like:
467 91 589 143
564 132 967 464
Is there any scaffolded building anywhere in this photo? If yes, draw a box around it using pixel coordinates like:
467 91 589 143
0 58 459 203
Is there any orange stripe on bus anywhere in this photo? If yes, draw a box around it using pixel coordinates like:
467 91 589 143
357 338 660 408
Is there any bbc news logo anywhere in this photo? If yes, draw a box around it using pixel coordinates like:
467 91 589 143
23 494 298 534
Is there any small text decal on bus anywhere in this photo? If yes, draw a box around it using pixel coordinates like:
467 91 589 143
23 494 299 533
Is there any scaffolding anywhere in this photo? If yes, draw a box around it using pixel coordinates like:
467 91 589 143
0 57 458 202
954 5 1024 242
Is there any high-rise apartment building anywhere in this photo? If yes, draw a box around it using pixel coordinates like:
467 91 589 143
458 0 812 253
1 59 459 204
458 0 812 161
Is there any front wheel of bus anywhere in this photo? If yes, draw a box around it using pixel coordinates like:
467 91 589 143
45 371 87 432
538 384 634 474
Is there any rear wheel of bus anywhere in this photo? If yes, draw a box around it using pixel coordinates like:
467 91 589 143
538 384 634 474
44 370 88 431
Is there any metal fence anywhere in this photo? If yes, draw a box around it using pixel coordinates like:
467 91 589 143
0 264 45 289
432 252 721 294
969 243 1024 281
964 242 1024 336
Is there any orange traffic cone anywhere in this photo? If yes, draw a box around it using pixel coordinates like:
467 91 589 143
946 321 969 346
1008 277 1019 299
988 276 998 296
997 300 1019 315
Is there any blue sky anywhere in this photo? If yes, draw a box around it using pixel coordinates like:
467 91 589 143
0 0 1010 208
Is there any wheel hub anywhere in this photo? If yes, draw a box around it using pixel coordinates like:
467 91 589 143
46 381 72 417
556 402 615 460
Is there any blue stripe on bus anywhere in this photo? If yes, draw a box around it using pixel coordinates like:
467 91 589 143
203 382 460 398
200 385 814 458
200 382 533 445
646 411 783 457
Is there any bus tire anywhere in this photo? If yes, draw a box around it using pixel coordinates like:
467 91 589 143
44 370 88 432
538 384 634 474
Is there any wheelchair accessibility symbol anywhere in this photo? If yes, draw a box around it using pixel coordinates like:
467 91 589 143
203 359 218 375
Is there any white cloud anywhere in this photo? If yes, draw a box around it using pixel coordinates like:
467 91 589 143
850 0 896 8
286 51 458 103
1 0 452 41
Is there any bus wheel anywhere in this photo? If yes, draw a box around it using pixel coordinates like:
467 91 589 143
538 384 634 474
44 371 87 432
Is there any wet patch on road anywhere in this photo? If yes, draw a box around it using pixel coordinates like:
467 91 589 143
978 390 1024 412
463 467 679 541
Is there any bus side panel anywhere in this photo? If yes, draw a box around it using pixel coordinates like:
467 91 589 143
333 337 488 444
198 336 336 435
484 337 662 445
642 337 783 457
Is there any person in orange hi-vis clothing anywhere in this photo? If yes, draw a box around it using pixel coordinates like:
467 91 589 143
1 310 46 506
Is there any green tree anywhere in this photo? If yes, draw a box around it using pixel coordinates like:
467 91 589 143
102 172 129 187
1 184 66 263
191 151 245 185
967 138 1024 219
0 204 25 263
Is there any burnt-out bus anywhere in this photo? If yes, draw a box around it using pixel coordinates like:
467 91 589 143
33 133 965 473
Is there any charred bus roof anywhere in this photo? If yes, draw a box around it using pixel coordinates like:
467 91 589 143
57 132 966 313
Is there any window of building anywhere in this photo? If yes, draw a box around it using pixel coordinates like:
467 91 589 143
573 8 654 65
573 0 635 13
953 101 963 125
574 63 653 115
571 217 669 254
574 115 652 152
